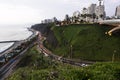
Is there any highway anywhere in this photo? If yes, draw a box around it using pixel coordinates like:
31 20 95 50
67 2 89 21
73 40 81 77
0 41 35 80
37 32 94 67
0 41 22 57
0 49 27 80
0 28 38 80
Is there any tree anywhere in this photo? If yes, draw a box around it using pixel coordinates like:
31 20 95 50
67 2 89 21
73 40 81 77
53 17 58 23
81 14 87 18
71 17 74 23
92 13 96 22
73 11 81 24
87 14 92 18
100 14 103 19
53 17 60 26
65 14 70 24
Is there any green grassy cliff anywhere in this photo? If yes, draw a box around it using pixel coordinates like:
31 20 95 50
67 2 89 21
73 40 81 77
45 24 120 61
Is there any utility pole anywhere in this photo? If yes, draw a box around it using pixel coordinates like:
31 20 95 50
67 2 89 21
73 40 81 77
112 50 116 62
70 45 72 58
112 53 115 63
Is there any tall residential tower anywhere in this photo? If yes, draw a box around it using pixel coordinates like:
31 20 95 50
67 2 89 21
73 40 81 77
95 0 106 20
115 5 120 18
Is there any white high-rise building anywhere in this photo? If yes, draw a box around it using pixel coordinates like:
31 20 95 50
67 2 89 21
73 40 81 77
95 5 105 19
88 4 96 14
95 0 105 20
115 5 120 18
81 0 106 22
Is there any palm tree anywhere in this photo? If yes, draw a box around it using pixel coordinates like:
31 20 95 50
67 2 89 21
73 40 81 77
100 14 104 19
53 17 58 23
92 13 96 22
53 17 58 25
65 14 70 24
87 14 92 18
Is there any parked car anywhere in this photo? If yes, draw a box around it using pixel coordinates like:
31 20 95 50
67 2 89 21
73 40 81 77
0 55 6 63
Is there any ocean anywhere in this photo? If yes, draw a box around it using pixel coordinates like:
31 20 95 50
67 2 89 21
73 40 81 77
0 24 33 53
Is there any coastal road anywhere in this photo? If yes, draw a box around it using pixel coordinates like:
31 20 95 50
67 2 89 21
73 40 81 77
0 41 22 57
0 42 35 80
37 32 94 67
0 28 37 80
0 47 28 80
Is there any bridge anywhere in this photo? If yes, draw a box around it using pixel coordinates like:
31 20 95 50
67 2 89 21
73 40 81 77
99 19 120 36
108 25 120 36
0 41 19 43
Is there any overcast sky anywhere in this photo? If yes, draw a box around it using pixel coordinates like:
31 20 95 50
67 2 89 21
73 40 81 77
0 0 120 24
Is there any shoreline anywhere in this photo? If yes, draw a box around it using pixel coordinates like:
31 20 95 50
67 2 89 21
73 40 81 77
0 42 15 54
0 28 34 56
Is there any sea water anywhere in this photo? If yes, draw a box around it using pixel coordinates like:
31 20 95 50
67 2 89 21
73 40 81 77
0 24 33 53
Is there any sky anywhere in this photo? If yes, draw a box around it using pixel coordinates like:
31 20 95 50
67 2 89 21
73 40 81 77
0 0 120 24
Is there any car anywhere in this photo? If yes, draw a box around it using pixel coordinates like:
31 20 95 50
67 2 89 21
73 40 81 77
81 63 88 67
0 56 6 63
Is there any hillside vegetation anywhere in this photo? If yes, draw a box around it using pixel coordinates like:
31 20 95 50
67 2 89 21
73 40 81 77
7 45 120 80
44 24 120 61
